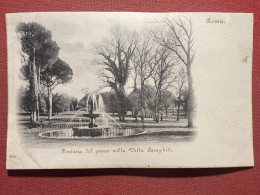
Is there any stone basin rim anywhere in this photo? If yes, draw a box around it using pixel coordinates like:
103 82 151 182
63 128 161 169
72 125 113 130
38 128 146 140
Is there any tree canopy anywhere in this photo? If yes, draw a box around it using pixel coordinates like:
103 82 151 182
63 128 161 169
41 58 73 89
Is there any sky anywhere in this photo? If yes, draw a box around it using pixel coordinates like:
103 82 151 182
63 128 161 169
10 12 167 100
7 12 253 103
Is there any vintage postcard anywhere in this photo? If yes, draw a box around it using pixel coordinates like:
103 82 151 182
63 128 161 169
6 12 253 169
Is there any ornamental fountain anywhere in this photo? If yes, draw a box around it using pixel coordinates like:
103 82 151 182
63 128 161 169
38 92 145 139
72 93 113 137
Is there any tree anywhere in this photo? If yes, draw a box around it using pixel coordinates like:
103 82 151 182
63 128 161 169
96 26 137 121
160 90 175 117
128 88 141 121
17 85 30 113
151 46 177 122
35 41 60 118
70 97 78 111
41 58 73 119
133 33 157 122
154 16 195 127
143 85 156 118
78 96 86 108
130 57 139 91
181 87 189 118
100 92 118 115
52 93 71 115
174 68 187 121
16 22 59 121
39 93 47 115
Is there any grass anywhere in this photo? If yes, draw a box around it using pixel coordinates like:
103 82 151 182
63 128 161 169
16 111 196 148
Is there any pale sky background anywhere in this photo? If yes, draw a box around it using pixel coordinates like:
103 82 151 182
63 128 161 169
10 12 169 100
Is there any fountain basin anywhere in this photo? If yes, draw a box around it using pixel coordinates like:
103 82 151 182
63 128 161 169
83 114 100 118
72 126 115 137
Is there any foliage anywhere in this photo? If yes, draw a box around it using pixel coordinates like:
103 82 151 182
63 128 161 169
17 85 47 115
41 58 73 89
16 22 52 59
16 22 60 121
128 89 141 112
160 90 175 116
143 85 156 115
78 96 86 108
39 94 47 115
52 93 71 114
128 88 141 120
70 97 78 111
41 58 73 119
17 85 34 113
99 92 118 114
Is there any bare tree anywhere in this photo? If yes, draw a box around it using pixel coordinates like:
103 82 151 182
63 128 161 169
151 46 177 122
130 57 139 91
129 56 140 121
134 33 157 122
96 27 137 121
154 16 195 127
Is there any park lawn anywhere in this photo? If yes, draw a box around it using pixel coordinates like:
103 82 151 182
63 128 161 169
16 111 195 149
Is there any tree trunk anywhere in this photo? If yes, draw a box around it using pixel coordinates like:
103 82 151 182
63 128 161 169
184 98 188 119
166 107 168 117
32 48 39 122
155 100 159 122
133 77 137 92
134 110 138 122
177 92 181 121
117 99 121 121
177 102 180 121
29 73 36 122
187 65 193 127
160 108 163 121
141 109 144 123
48 86 52 120
31 111 36 122
36 98 39 120
36 66 41 120
140 81 144 123
116 88 126 122
156 114 160 122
